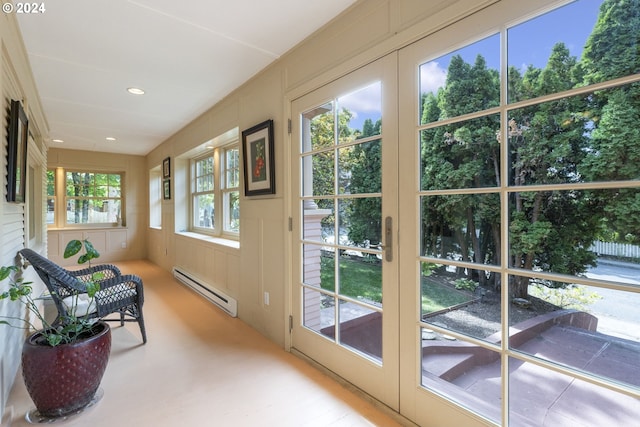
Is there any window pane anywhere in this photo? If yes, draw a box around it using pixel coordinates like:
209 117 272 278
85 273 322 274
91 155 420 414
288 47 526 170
303 243 335 293
420 34 500 125
421 193 501 267
46 199 54 224
337 248 382 303
225 148 240 189
108 174 121 186
46 170 54 196
302 102 334 153
421 114 500 190
421 262 500 340
508 357 640 426
66 172 92 196
302 198 334 242
337 82 382 138
338 140 381 195
302 151 335 197
303 287 334 336
421 332 501 424
339 301 382 362
508 188 640 278
196 176 213 192
511 275 640 388
66 199 120 224
223 191 239 232
510 84 640 186
196 157 213 176
338 197 382 249
47 170 55 224
194 194 214 228
507 0 613 103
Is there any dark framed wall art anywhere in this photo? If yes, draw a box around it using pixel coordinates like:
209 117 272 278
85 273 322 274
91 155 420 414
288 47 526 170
242 119 275 196
163 179 171 200
163 157 171 178
6 99 29 203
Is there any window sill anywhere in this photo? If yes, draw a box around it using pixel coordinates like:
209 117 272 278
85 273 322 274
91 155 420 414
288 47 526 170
176 231 240 250
48 225 127 231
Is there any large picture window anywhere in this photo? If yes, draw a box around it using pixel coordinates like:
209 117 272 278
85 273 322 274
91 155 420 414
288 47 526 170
47 168 125 228
65 171 122 225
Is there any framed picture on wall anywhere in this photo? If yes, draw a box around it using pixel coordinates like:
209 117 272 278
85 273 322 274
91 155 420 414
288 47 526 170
6 99 29 203
242 119 275 196
163 157 171 178
163 179 171 200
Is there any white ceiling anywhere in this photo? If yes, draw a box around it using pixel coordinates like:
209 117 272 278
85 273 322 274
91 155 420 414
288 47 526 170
17 0 356 156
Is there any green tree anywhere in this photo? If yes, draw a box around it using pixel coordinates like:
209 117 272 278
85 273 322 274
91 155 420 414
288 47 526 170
69 172 92 223
419 37 629 298
508 43 598 298
308 106 355 235
420 54 501 288
580 0 640 243
347 118 382 247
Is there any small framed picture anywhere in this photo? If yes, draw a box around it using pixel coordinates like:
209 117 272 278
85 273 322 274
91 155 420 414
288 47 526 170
163 157 171 178
242 119 275 196
7 99 29 203
163 179 171 200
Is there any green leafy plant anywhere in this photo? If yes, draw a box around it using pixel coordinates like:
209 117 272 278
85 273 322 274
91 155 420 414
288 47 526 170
529 283 602 311
0 239 103 346
454 278 478 292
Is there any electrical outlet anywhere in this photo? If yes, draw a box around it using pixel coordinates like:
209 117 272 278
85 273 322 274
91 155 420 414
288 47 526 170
264 292 270 306
121 242 127 249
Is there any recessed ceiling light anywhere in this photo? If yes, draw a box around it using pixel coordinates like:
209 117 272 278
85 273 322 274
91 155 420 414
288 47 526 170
106 137 117 141
52 139 64 143
127 87 145 95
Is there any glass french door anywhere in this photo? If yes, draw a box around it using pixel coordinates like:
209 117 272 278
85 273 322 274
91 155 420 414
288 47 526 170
398 0 640 426
293 2 640 425
290 53 399 409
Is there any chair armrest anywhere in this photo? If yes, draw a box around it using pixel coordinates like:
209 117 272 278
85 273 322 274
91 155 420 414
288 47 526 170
69 264 122 283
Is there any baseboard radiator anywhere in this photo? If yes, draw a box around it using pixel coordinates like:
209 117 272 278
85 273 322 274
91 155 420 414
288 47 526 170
172 267 237 317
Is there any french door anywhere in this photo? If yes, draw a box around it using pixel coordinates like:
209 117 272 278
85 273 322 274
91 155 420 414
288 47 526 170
290 53 400 409
291 1 639 426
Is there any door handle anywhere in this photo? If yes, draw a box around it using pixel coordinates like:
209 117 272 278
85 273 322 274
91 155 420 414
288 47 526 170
383 216 392 262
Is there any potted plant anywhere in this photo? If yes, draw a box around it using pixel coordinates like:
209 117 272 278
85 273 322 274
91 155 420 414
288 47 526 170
0 240 111 420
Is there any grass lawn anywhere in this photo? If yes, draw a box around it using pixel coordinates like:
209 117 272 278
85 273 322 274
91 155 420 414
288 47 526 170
321 255 382 302
420 277 471 313
320 255 472 311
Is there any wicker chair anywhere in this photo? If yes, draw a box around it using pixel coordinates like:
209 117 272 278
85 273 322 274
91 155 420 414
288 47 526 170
19 248 147 344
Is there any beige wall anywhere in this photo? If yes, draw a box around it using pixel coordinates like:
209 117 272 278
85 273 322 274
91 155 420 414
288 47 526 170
47 148 147 266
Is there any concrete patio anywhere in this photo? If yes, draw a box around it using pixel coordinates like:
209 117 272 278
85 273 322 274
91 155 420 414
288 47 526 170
421 310 640 426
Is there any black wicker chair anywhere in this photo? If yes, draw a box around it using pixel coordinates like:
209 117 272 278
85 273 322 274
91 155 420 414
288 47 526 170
19 248 147 344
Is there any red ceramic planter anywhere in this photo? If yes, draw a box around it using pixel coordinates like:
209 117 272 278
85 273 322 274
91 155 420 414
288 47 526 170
21 321 111 418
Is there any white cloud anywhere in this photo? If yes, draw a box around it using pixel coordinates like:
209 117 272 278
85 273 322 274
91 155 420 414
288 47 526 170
338 83 381 114
420 61 447 95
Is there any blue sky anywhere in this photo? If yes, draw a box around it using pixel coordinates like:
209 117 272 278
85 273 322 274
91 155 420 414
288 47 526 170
338 0 604 132
421 0 603 94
